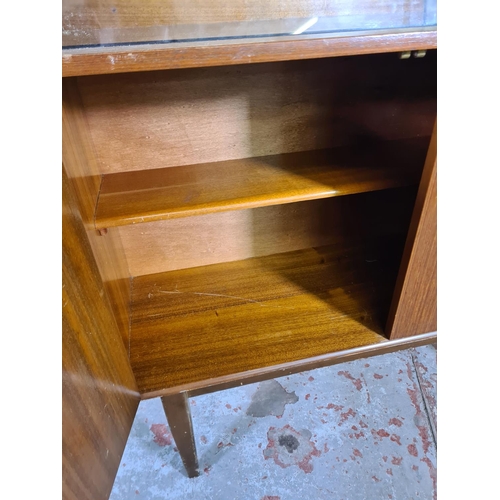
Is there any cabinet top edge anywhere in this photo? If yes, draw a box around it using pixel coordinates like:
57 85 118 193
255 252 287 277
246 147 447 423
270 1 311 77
62 28 436 78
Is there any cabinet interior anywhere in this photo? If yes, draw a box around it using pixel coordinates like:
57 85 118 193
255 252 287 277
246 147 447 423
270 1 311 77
64 50 436 397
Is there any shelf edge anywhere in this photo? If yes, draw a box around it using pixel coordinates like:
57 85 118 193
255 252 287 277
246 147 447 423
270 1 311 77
95 139 428 229
63 29 436 77
139 331 436 400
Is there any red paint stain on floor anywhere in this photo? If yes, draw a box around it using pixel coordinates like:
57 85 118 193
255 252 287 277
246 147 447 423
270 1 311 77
392 456 403 466
324 443 329 453
261 496 280 500
390 434 402 445
359 420 368 429
264 424 321 474
408 444 418 457
305 394 310 400
421 456 437 500
298 452 320 473
418 425 432 454
361 374 371 404
150 424 172 447
326 403 343 411
374 373 384 379
386 468 393 476
406 361 414 380
372 429 390 439
200 435 207 444
339 408 356 425
414 360 428 373
405 367 434 456
308 376 315 382
353 448 363 458
226 404 232 409
338 370 363 391
352 431 365 439
389 418 403 427
372 476 381 483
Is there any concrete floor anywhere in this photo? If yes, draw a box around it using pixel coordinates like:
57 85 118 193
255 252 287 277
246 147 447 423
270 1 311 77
110 345 437 500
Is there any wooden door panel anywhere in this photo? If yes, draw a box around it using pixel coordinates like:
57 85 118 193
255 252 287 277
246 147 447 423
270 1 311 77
62 166 140 500
386 123 437 339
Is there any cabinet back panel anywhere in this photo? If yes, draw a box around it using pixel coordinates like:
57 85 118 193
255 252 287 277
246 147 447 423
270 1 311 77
121 187 416 277
77 52 436 175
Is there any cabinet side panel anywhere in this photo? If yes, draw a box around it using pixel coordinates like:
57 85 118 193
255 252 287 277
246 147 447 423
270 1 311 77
386 125 437 338
63 166 140 500
62 78 102 225
63 78 132 347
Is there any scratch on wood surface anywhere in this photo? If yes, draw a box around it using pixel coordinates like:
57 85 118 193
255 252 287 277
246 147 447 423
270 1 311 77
157 290 295 309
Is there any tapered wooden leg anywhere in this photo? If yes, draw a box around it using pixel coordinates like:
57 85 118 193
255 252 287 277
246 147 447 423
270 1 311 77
161 392 200 478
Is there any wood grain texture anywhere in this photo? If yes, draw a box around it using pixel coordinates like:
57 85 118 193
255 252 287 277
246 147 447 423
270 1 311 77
386 123 437 338
62 30 436 77
62 166 140 500
63 0 430 36
184 330 436 399
63 78 132 347
118 187 417 276
86 228 132 347
62 78 101 226
129 235 406 396
77 53 436 175
95 137 427 228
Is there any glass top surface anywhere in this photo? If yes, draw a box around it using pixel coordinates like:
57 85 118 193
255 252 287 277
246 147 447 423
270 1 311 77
63 0 436 50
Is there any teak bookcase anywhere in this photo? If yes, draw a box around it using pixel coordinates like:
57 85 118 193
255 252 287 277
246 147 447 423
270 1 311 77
62 22 437 499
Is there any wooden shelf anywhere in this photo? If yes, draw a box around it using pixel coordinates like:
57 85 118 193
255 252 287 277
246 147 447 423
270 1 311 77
129 234 405 397
95 137 427 229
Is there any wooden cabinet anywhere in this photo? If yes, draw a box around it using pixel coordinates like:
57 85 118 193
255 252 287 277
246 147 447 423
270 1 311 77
63 9 436 497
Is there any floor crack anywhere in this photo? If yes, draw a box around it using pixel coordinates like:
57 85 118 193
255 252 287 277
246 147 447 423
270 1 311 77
410 349 437 448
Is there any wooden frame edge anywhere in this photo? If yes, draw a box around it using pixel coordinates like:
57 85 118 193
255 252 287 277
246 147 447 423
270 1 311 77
140 331 436 400
63 29 436 77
